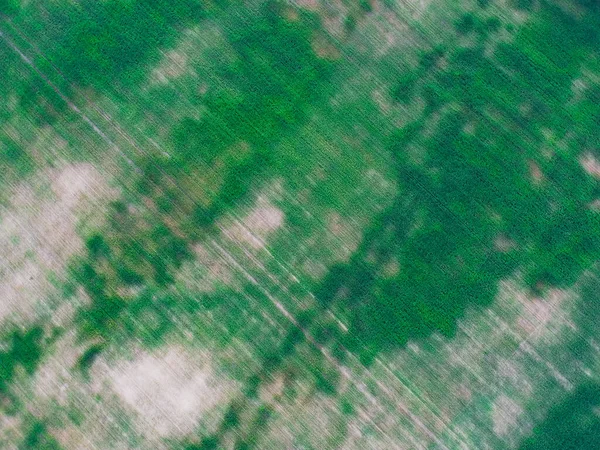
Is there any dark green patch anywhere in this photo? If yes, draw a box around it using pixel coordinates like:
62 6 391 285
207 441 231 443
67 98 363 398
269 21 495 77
315 3 600 361
0 326 46 406
70 2 334 349
75 343 105 378
183 436 220 450
520 383 600 450
0 137 34 186
28 0 207 92
20 421 62 450
0 0 19 17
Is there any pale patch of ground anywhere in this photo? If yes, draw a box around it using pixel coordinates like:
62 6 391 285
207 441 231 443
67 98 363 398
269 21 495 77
322 211 362 262
0 414 21 450
352 7 413 57
293 0 318 10
494 234 517 253
14 329 146 450
261 391 349 450
33 331 82 405
0 163 117 323
259 374 286 404
175 243 240 294
496 358 534 397
19 334 236 450
492 394 524 437
580 152 600 178
312 34 341 60
301 259 329 280
149 24 214 86
528 160 544 183
151 49 191 84
382 258 400 278
371 87 392 114
222 185 285 251
497 279 574 341
92 345 239 439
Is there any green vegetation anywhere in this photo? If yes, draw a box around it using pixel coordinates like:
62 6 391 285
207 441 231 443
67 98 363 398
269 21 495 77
0 0 19 17
75 343 105 378
30 0 206 92
315 2 600 362
1 136 33 183
67 2 333 348
520 383 600 450
0 326 45 401
20 421 62 450
3 0 600 448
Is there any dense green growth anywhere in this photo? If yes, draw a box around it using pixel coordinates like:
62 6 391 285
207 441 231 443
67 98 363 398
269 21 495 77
0 326 45 397
315 2 600 362
2 0 208 124
0 0 18 17
20 421 62 450
31 0 207 91
71 3 333 344
0 136 33 187
155 3 332 228
520 383 600 450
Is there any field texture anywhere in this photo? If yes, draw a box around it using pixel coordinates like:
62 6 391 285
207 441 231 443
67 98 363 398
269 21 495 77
1 0 600 449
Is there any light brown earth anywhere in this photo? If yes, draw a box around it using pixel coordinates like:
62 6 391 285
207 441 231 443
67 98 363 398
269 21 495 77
0 163 117 323
222 184 285 251
580 152 600 178
94 345 238 438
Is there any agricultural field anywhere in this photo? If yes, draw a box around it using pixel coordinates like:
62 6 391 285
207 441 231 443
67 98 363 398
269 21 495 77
1 0 600 448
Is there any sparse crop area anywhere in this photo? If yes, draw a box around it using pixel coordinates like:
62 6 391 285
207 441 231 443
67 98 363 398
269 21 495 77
1 0 600 449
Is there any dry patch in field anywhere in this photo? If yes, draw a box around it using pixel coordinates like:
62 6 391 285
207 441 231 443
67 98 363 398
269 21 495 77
324 211 362 261
28 340 243 449
222 185 285 251
0 414 21 450
152 49 191 84
496 279 575 342
363 9 415 56
176 243 240 294
92 345 239 439
260 390 349 449
148 25 216 86
492 394 524 437
14 329 143 450
293 0 319 10
0 163 117 323
32 330 84 405
528 160 544 183
580 152 600 178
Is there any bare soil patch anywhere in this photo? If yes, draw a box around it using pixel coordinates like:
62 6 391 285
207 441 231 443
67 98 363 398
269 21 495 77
580 153 600 178
92 345 239 439
222 189 285 251
0 163 116 323
492 394 524 437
